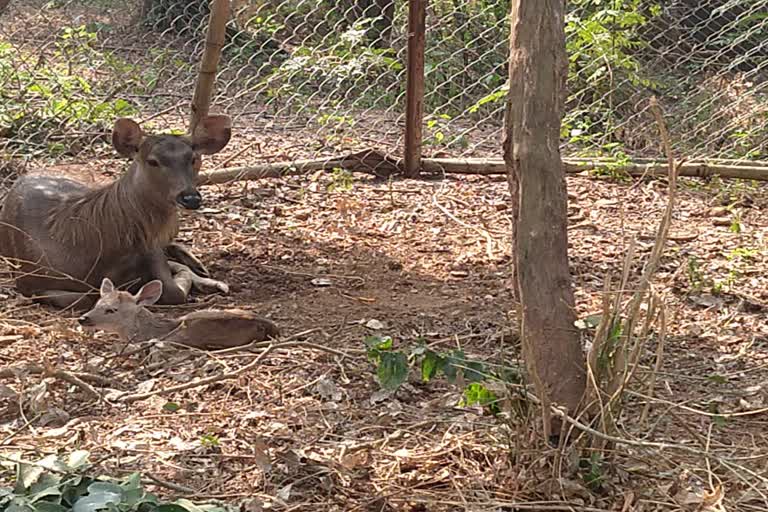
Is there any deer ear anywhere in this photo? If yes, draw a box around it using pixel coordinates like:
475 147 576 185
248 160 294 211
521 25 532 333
100 278 115 296
135 280 163 307
192 115 231 155
112 118 143 158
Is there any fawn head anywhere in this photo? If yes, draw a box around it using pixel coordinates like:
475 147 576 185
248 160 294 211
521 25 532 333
112 115 232 210
78 278 163 331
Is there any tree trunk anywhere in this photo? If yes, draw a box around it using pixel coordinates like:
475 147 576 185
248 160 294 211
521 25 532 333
503 0 585 438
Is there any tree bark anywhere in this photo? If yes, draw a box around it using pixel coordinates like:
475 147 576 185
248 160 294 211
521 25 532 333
503 0 586 438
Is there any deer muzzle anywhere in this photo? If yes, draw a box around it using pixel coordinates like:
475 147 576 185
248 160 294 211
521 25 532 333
176 190 202 210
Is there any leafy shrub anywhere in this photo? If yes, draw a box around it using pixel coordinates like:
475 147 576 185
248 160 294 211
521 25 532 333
364 335 521 416
0 450 234 512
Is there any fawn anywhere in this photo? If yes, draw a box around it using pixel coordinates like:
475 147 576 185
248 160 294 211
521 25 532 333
78 278 279 350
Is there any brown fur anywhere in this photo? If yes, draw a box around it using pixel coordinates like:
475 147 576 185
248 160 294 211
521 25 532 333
46 162 179 251
79 278 280 350
0 116 232 310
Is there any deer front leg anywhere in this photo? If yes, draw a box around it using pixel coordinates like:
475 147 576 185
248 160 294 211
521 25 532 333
167 261 229 294
164 242 210 278
146 251 191 305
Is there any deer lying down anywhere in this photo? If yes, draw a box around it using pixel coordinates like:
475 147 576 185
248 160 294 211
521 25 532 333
78 278 280 350
0 115 231 310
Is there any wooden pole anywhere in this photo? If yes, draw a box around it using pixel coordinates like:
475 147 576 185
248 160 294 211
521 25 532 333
189 0 230 134
404 0 426 178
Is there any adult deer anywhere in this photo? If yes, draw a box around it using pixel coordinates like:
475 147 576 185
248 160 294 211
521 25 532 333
0 115 231 310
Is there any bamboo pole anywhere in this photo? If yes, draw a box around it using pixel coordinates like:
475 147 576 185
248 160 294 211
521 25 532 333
189 0 230 134
403 0 426 178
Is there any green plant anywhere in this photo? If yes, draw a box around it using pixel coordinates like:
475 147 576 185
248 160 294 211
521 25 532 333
687 256 705 293
261 19 402 109
564 1 660 149
200 434 220 448
580 452 606 491
327 168 355 193
0 450 233 512
0 40 138 157
363 335 510 416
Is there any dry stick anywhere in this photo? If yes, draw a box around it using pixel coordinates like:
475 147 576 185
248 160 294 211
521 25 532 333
197 153 768 184
118 342 277 403
116 340 349 404
640 299 666 425
542 397 768 487
607 97 680 407
0 364 112 389
432 190 494 259
145 473 196 494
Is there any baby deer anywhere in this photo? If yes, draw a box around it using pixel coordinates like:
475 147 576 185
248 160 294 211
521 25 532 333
79 278 279 350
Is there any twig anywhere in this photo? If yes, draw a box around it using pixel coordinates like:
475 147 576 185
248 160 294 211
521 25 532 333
117 342 278 403
145 473 196 494
0 364 113 389
432 189 494 259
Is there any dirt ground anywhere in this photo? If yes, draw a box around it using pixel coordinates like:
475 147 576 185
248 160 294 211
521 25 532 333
2 155 768 509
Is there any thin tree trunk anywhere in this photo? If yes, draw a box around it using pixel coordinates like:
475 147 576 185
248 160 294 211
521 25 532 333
503 0 586 438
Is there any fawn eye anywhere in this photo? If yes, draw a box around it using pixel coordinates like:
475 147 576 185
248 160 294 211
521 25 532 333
146 158 159 167
105 308 117 315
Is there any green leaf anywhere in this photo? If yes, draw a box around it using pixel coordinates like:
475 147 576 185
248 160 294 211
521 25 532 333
7 498 35 512
67 451 90 470
71 483 122 512
173 498 207 512
28 473 62 502
16 463 45 493
162 402 181 413
364 335 392 351
377 352 408 390
72 493 121 512
33 503 69 512
707 374 728 385
461 383 500 415
464 361 486 383
157 505 190 512
420 350 442 382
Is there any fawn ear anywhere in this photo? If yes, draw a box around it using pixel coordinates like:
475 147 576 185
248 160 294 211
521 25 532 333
135 280 163 306
100 278 115 297
112 118 143 158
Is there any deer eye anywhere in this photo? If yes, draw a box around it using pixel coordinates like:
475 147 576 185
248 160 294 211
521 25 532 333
105 308 117 315
146 158 159 167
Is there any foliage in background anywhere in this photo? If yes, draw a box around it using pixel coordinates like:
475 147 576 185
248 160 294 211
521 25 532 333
0 26 136 158
2 0 768 161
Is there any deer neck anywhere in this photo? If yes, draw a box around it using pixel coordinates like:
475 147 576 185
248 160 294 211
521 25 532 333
50 162 179 252
120 307 181 342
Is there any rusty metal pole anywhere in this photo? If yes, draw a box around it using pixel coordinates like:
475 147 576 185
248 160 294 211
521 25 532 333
189 0 230 134
404 0 426 177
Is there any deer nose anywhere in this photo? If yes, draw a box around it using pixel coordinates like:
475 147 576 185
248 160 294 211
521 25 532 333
78 316 91 326
176 190 202 210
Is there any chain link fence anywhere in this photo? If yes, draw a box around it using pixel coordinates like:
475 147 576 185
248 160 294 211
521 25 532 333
1 0 768 199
